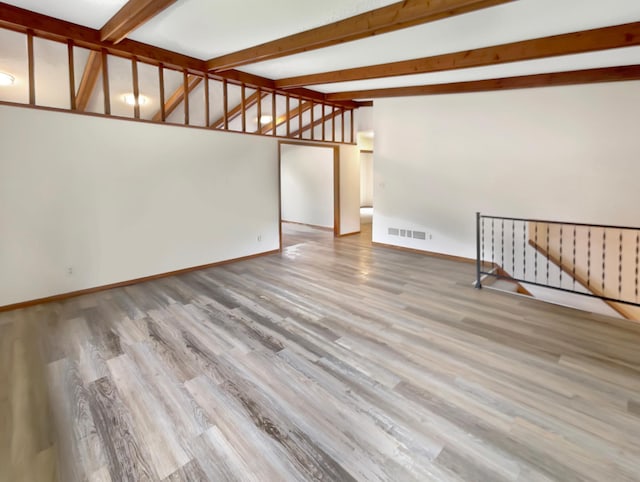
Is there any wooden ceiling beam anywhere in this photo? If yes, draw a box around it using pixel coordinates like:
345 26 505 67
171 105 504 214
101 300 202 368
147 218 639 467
219 69 359 108
0 2 361 108
152 74 202 122
101 0 179 44
207 0 513 72
0 2 205 71
260 100 312 134
75 50 102 111
276 21 640 88
324 65 640 99
210 90 267 129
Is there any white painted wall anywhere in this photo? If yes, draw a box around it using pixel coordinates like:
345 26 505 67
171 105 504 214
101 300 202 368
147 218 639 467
373 81 640 259
356 106 373 133
280 143 335 228
360 152 373 207
0 105 280 307
339 144 361 235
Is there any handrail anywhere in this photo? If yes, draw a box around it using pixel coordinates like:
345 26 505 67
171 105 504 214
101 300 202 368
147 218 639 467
477 214 640 232
475 212 640 313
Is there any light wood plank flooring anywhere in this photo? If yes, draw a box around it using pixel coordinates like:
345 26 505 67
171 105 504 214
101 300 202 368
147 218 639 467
2 224 640 481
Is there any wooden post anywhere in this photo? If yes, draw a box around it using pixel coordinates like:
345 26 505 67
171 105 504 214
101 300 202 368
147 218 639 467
158 64 166 121
67 40 76 110
132 57 140 119
101 49 110 115
27 30 35 105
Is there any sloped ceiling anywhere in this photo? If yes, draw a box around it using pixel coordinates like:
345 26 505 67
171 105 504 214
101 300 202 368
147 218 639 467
1 0 640 102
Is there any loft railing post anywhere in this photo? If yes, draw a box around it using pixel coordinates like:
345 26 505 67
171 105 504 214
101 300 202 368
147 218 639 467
476 211 482 289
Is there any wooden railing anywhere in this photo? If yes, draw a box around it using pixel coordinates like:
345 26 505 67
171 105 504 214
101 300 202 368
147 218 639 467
0 13 358 143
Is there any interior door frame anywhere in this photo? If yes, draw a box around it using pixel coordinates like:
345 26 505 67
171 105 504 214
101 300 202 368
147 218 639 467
278 140 341 250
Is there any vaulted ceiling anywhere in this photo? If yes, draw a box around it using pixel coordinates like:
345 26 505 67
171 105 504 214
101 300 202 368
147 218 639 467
1 0 640 103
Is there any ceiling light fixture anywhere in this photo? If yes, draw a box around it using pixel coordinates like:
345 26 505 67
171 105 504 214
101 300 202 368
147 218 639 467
0 72 15 86
259 114 273 125
123 93 148 106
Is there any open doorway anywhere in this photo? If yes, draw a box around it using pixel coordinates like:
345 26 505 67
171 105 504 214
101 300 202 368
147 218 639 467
279 141 338 248
360 149 373 225
278 140 361 249
358 131 374 237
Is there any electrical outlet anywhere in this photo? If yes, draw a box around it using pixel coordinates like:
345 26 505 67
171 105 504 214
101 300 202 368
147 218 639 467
257 235 262 242
67 267 73 275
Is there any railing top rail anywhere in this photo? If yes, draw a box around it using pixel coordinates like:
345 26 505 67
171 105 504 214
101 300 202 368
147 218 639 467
479 214 640 232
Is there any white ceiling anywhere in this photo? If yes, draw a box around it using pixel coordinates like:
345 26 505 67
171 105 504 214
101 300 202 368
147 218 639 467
2 0 640 100
128 0 398 59
240 0 640 80
6 0 128 29
314 46 640 95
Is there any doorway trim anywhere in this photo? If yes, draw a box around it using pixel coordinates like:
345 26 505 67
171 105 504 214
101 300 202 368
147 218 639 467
278 140 341 250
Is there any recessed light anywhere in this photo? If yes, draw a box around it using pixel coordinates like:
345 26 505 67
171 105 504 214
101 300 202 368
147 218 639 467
259 115 273 125
0 72 15 86
123 93 147 106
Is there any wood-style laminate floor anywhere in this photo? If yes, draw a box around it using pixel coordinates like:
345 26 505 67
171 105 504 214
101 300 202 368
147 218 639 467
2 223 640 481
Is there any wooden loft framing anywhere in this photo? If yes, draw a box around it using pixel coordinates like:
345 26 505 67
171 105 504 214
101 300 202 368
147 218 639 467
0 2 360 144
7 0 634 136
0 2 357 107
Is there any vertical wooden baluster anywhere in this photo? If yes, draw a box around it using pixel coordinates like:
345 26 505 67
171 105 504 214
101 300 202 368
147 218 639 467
271 92 276 137
204 74 210 128
310 101 315 140
298 99 302 139
101 49 110 115
67 40 76 110
241 84 246 132
183 71 189 125
286 94 290 137
158 64 165 122
341 108 345 142
131 57 140 119
351 109 355 143
331 106 336 142
256 87 262 134
27 30 35 105
223 79 228 130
